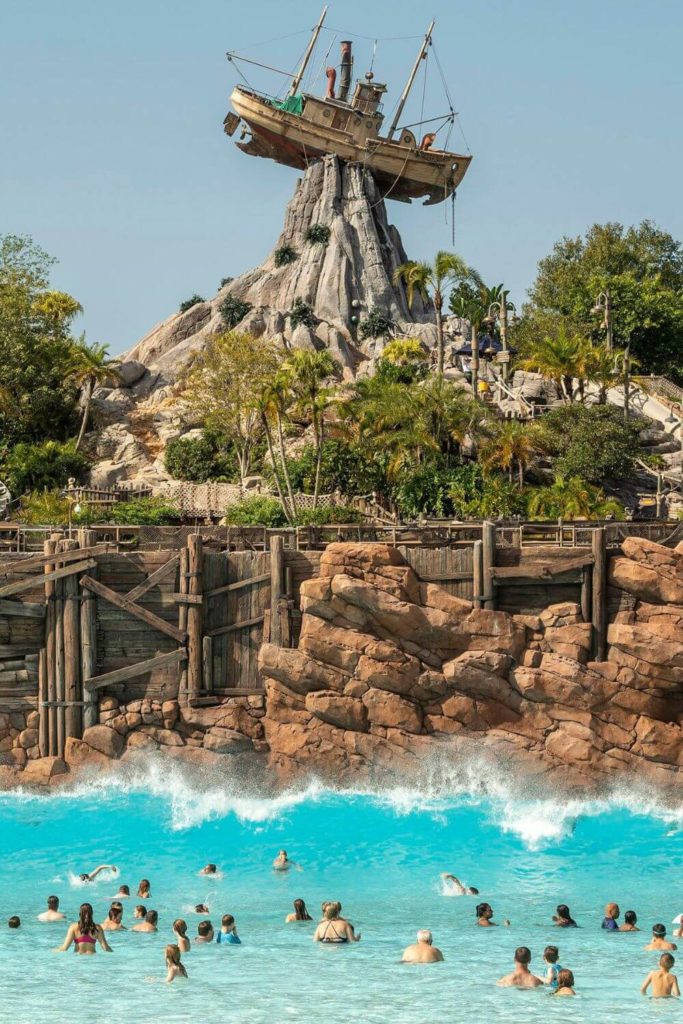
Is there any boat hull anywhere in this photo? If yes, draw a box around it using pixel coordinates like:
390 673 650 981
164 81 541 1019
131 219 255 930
229 88 471 205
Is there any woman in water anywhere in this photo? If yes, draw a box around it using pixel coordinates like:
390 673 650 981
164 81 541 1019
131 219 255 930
173 919 191 952
553 904 578 927
101 903 125 931
78 864 117 883
286 899 313 923
55 902 112 954
620 910 639 932
165 944 188 983
313 903 360 944
137 879 151 899
476 903 497 927
273 850 297 872
553 969 576 997
602 903 620 930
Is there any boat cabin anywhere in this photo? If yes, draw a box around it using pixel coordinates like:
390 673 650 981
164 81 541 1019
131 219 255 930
301 79 386 145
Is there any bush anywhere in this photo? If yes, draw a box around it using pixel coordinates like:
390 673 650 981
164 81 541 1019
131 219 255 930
305 224 331 246
106 497 180 525
295 504 361 526
534 405 642 484
16 491 98 526
282 440 380 497
274 245 298 267
219 294 252 330
219 276 234 288
179 294 205 313
289 297 318 329
447 463 528 520
224 496 287 527
358 308 395 340
2 440 89 495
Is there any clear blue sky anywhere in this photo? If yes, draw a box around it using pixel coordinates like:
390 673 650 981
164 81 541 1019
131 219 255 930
2 0 681 354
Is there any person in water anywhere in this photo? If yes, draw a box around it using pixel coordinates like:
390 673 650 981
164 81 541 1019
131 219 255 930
620 910 639 932
645 924 677 951
553 969 576 997
101 903 125 931
112 884 130 899
195 920 214 944
79 864 117 883
440 874 479 896
641 954 680 998
132 910 158 934
314 903 360 944
273 850 297 872
199 864 218 876
194 904 210 915
286 899 312 923
137 879 151 899
401 929 444 963
165 944 188 983
543 945 562 987
553 904 577 927
134 905 147 920
173 919 190 952
55 902 112 954
497 946 543 988
602 903 620 930
38 895 65 923
476 902 499 927
216 914 241 944
8 916 20 929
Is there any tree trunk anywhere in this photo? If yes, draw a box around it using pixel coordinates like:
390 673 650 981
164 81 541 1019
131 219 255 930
276 410 297 519
261 413 293 525
435 294 444 375
313 416 324 509
518 460 524 488
74 381 93 451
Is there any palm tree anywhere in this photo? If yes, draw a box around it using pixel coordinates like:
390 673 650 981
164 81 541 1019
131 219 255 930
284 349 340 507
479 420 537 487
66 340 122 450
528 474 623 520
257 370 297 523
394 251 480 375
517 327 588 403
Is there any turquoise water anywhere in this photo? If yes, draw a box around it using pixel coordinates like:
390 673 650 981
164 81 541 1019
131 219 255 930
1 759 683 1023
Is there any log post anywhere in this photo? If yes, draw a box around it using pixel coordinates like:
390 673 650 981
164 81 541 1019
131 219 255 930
472 540 483 610
202 635 213 694
580 564 592 626
186 534 203 701
43 538 58 757
63 538 81 740
54 540 66 758
270 535 284 647
79 529 98 730
177 547 189 704
591 526 607 661
481 521 496 610
38 648 48 757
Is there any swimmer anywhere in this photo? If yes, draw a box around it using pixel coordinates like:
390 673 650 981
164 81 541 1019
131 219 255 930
401 929 444 964
542 945 562 987
172 919 190 953
273 850 297 872
194 904 210 915
199 864 218 876
78 864 117 883
101 903 125 932
620 910 639 932
216 914 241 945
641 953 680 998
195 920 214 944
137 879 151 899
8 916 20 929
674 914 683 939
645 923 677 952
54 902 112 954
133 905 147 920
38 895 65 923
165 944 188 983
553 968 576 997
314 903 360 944
476 902 498 927
553 904 577 927
440 874 479 896
601 903 620 930
112 884 130 899
132 910 158 934
497 946 543 988
286 898 313 923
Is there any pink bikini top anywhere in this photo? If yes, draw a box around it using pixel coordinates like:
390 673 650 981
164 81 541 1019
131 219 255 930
75 933 96 944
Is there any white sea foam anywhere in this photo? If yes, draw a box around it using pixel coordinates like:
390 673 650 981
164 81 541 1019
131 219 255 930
1 749 682 850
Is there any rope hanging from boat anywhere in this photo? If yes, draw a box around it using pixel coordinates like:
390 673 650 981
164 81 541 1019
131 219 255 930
432 42 470 154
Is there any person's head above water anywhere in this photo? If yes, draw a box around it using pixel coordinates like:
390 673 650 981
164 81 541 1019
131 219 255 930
134 905 147 919
79 903 96 935
555 904 577 925
195 903 209 914
137 879 151 896
417 929 433 945
624 910 638 926
466 886 479 895
108 907 122 922
8 916 20 929
556 969 574 989
605 902 620 920
203 864 217 874
653 923 667 937
660 954 675 970
514 946 532 966
293 898 311 920
221 914 235 929
544 945 559 963
197 920 213 938
323 903 341 921
47 895 59 911
116 884 130 896
145 910 158 926
476 902 493 920
173 919 188 937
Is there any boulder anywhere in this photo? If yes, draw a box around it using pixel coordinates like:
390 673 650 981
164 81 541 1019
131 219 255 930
203 728 253 754
82 725 125 758
64 737 114 770
609 538 683 605
361 688 422 733
305 691 368 732
21 756 68 784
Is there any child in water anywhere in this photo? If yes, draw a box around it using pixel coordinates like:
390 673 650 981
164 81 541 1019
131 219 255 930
553 969 576 997
543 946 562 988
165 944 188 983
641 954 680 998
645 924 678 951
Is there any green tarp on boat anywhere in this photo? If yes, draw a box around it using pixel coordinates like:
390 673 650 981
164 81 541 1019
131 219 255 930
268 94 304 115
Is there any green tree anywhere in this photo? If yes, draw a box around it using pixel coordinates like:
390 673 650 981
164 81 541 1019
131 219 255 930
66 340 122 450
394 251 480 374
517 327 589 403
478 420 537 487
527 475 623 521
2 439 89 495
284 349 339 507
532 404 643 484
525 221 683 382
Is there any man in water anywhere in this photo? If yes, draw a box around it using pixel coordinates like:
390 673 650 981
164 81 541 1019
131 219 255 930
38 895 65 922
199 864 218 876
645 924 678 951
440 874 479 895
78 864 117 883
195 920 214 944
273 850 297 872
401 929 444 963
497 947 543 988
641 954 681 998
8 917 20 929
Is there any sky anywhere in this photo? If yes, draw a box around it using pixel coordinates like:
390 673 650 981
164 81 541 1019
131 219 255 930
1 0 682 355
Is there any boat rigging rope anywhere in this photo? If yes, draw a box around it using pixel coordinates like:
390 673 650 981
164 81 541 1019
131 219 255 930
431 43 471 155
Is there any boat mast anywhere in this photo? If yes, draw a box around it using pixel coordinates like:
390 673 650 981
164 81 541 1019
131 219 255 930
289 6 328 97
387 20 435 139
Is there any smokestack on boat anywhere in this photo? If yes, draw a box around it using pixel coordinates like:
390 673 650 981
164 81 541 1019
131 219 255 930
325 66 336 99
338 41 352 102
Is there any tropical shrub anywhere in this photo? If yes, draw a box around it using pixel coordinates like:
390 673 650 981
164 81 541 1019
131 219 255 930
448 463 528 520
219 294 252 330
533 405 642 483
164 433 236 483
2 440 89 495
219 276 234 288
106 497 180 525
305 224 331 246
289 298 317 329
527 475 624 520
282 440 379 497
358 308 395 340
179 294 205 313
16 491 98 526
295 504 361 525
223 495 287 527
274 245 298 267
